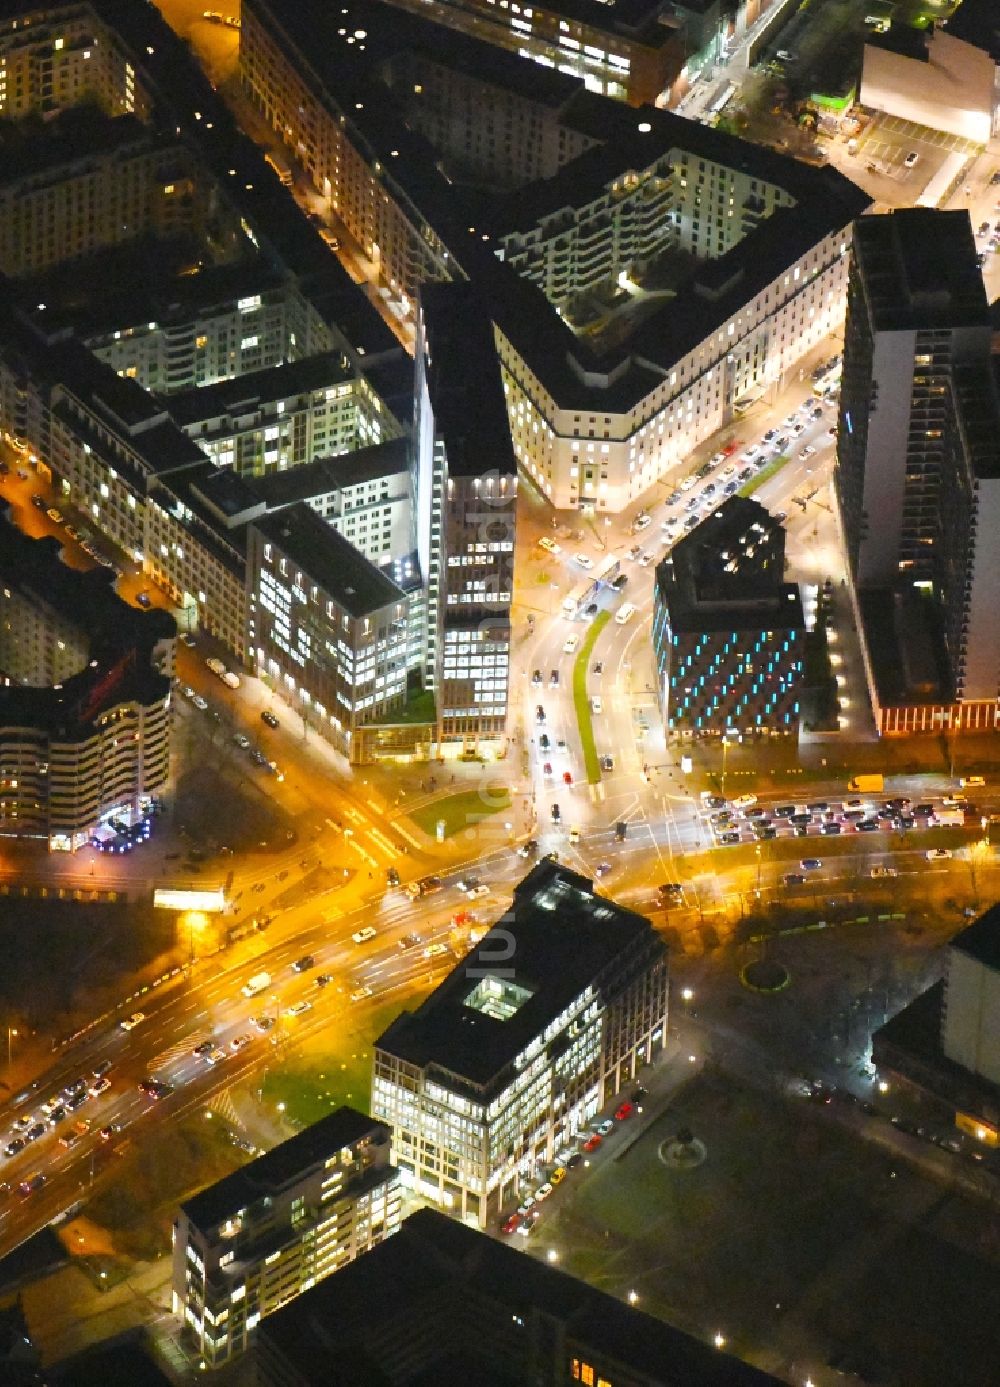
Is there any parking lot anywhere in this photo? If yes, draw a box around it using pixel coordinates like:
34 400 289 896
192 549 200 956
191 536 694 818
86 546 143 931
529 1064 1000 1384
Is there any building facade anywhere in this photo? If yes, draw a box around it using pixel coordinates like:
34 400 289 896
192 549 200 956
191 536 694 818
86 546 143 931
246 507 411 760
942 905 1000 1089
415 284 517 752
652 497 803 738
836 209 1000 727
172 1106 400 1369
372 859 669 1227
0 515 174 850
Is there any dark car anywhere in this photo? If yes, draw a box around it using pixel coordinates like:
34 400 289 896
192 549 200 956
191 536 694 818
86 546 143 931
136 592 152 609
30 494 46 509
386 866 400 888
783 873 806 886
518 839 539 858
550 804 561 823
138 1079 172 1100
261 710 279 728
315 974 333 988
293 955 315 973
549 670 559 687
611 574 628 591
600 755 614 772
3 1138 25 1158
773 804 796 818
66 1091 89 1112
18 1174 45 1199
539 734 551 751
25 1124 46 1143
856 819 879 832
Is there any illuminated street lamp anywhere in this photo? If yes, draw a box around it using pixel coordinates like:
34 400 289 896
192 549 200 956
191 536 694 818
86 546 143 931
681 987 694 1003
713 1331 726 1349
627 1289 639 1306
182 909 209 974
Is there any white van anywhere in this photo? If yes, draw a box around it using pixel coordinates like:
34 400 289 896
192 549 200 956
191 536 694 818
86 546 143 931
615 603 637 626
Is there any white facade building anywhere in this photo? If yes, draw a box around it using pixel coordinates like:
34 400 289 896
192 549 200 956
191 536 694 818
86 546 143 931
861 26 996 146
942 906 1000 1088
372 860 669 1227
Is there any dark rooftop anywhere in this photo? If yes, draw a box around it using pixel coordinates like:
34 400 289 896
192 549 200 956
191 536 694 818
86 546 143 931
654 497 804 634
950 904 1000 972
376 859 659 1092
866 22 931 61
164 350 355 427
944 0 1000 58
0 511 173 733
853 210 989 334
251 505 406 618
255 1207 783 1387
250 436 409 510
420 282 517 481
182 1106 383 1230
0 108 157 184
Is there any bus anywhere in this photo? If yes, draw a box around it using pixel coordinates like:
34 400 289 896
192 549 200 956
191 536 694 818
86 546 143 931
562 578 596 618
916 152 968 210
594 555 621 588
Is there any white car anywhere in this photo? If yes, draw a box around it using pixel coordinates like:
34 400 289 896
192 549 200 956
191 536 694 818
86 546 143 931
563 634 580 655
349 986 373 1003
352 927 377 944
591 696 603 715
467 884 490 899
192 695 208 711
423 942 448 958
637 552 652 568
538 537 561 555
903 150 919 169
733 794 757 809
286 1000 312 1017
632 514 652 532
119 1012 145 1031
926 848 952 862
679 476 697 491
801 444 816 457
574 554 594 570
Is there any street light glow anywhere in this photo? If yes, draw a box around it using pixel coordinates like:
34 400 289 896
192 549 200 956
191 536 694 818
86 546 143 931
713 1331 726 1349
681 987 694 1002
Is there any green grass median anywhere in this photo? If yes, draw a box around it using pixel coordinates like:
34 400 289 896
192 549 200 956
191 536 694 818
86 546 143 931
738 453 790 497
410 786 511 839
573 610 611 784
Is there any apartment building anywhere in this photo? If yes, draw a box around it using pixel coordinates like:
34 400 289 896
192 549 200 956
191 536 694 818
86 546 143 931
250 437 413 570
0 108 221 279
0 0 150 121
415 283 517 752
83 268 335 395
372 859 669 1227
246 507 410 759
653 498 804 739
166 350 396 478
0 513 174 850
250 1208 782 1387
172 1106 400 1369
836 209 1000 733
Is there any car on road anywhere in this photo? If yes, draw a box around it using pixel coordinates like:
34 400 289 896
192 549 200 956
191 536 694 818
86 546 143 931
594 1119 615 1136
783 872 806 886
719 831 741 845
233 733 250 750
538 536 561 555
614 1102 634 1121
960 775 986 788
574 553 593 569
260 709 279 728
903 150 919 168
138 1079 173 1100
314 973 334 989
292 955 315 973
582 1133 602 1152
192 695 208 711
535 704 546 724
562 771 573 786
632 514 652 532
800 858 822 871
349 986 373 1003
99 1124 122 1143
502 1214 523 1235
519 839 539 858
423 942 448 959
926 848 952 861
563 634 579 655
30 494 46 510
549 670 559 687
352 927 377 944
467 884 490 898
568 825 581 844
591 696 603 715
551 804 561 822
252 1015 275 1032
193 1040 214 1058
535 1181 554 1201
3 1138 26 1158
46 507 63 523
821 822 842 835
136 591 152 609
733 794 757 809
120 1011 145 1031
18 1174 45 1199
870 866 897 879
231 1034 253 1052
286 1001 313 1017
205 1048 228 1066
87 1077 111 1098
600 755 614 772
595 862 612 877
611 573 628 591
180 631 197 647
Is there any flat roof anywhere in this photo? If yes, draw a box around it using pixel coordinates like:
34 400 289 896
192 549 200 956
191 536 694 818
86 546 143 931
251 505 406 617
257 1207 783 1387
0 510 173 733
250 436 410 509
376 859 659 1091
165 350 355 426
181 1107 383 1230
420 282 517 480
853 210 989 334
654 497 804 633
950 904 1000 972
0 107 155 183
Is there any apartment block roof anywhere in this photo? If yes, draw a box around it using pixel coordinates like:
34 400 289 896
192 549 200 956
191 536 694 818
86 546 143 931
256 1207 783 1387
0 509 173 732
251 505 406 618
164 350 356 426
250 436 410 509
375 859 659 1091
853 210 989 334
949 904 1000 973
181 1107 386 1230
0 108 157 183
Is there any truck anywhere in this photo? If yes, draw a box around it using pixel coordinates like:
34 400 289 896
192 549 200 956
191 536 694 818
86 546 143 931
847 774 883 793
933 809 966 828
241 971 271 999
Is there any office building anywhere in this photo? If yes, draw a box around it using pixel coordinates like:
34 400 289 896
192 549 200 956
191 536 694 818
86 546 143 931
653 498 803 739
835 210 1000 733
246 506 411 761
249 1206 783 1387
373 858 669 1227
0 511 174 851
415 283 517 752
172 1106 400 1369
874 902 1000 1153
